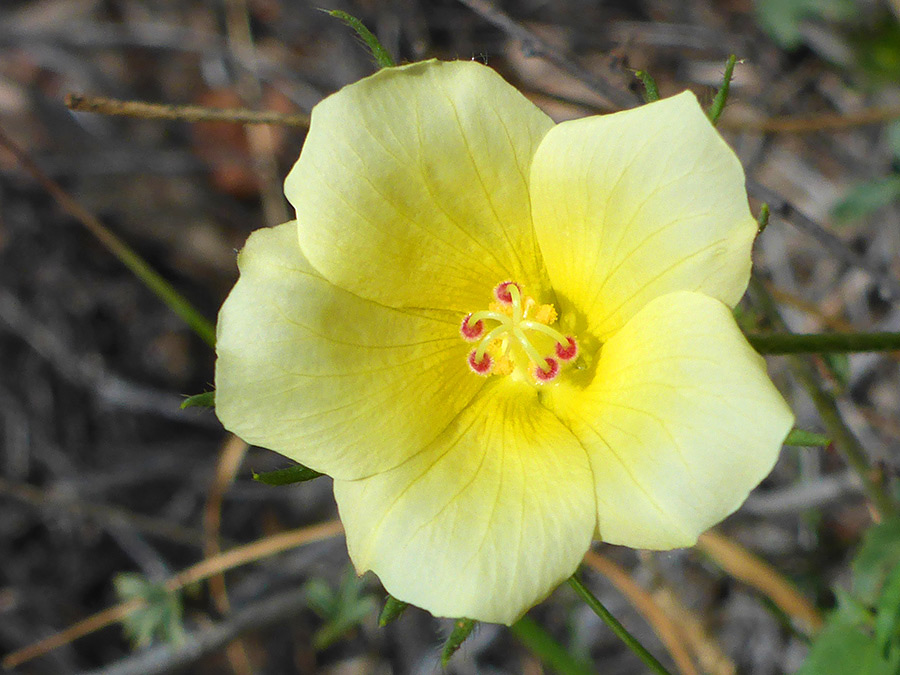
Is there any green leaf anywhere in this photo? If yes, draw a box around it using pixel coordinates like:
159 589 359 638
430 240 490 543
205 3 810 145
784 428 831 447
853 518 900 604
874 563 900 657
114 573 185 649
441 618 477 667
253 464 323 485
304 569 377 650
796 615 900 675
754 0 857 50
849 17 900 85
180 391 215 409
325 10 395 69
833 588 875 627
832 176 900 224
378 595 409 627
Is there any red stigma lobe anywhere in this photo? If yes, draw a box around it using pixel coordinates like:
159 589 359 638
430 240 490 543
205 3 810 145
468 350 493 375
493 281 520 305
460 314 484 341
555 337 578 361
533 357 560 383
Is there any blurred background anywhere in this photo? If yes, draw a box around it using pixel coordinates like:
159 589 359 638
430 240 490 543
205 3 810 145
1 0 900 673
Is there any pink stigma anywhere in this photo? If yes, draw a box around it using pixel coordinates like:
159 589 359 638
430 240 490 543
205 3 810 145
555 337 578 361
533 357 560 383
468 350 493 375
460 314 484 341
493 281 520 305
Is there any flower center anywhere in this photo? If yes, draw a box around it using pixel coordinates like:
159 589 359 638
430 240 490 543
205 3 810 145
460 281 578 384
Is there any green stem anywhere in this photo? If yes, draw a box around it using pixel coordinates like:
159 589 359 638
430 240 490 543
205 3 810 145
746 331 900 354
708 54 737 126
510 616 595 675
634 70 660 103
116 244 216 348
748 277 898 519
325 10 396 68
567 574 673 675
0 126 216 349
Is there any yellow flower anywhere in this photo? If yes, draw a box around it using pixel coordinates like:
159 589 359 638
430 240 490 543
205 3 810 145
215 60 793 625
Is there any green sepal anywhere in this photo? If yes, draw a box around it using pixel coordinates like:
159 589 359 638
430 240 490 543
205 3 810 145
378 595 409 627
253 463 323 485
757 202 771 233
325 10 396 69
784 428 831 447
180 390 215 409
441 618 477 667
707 54 737 126
634 70 660 102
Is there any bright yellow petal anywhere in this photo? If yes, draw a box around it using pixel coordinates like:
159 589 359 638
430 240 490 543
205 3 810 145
334 379 595 624
544 291 793 549
214 222 483 479
530 91 757 340
285 59 554 313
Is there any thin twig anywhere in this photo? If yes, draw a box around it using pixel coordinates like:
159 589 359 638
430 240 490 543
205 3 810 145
720 105 900 134
455 0 640 110
0 477 208 549
742 470 861 515
583 552 699 675
748 180 900 301
650 590 737 675
203 435 251 675
748 277 898 520
0 126 217 346
204 436 249 611
696 531 823 635
223 0 290 226
0 288 213 424
77 588 311 675
2 520 343 670
66 94 310 127
766 284 854 332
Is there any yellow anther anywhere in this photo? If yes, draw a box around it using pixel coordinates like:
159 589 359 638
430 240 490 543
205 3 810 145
489 301 514 317
532 304 557 325
491 355 514 375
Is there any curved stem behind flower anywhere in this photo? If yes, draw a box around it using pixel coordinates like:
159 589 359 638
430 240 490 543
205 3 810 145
568 573 675 675
510 616 595 675
748 277 899 520
746 330 900 355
